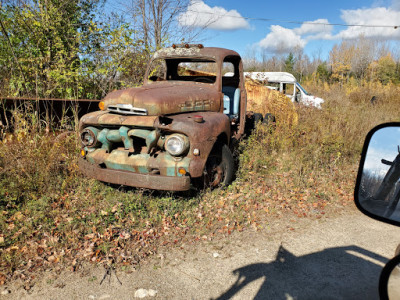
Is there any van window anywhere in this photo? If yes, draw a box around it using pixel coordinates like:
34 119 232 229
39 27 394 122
297 83 310 95
266 82 280 91
283 83 295 96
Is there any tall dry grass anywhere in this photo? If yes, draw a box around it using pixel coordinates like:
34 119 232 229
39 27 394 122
1 82 400 282
245 80 298 127
238 82 400 218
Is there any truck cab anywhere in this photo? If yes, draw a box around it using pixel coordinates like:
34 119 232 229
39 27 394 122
78 44 248 191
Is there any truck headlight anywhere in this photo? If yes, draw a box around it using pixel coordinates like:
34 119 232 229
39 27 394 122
165 134 189 156
80 127 99 147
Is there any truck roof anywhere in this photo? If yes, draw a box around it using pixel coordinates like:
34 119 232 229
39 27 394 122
244 72 296 83
153 45 240 62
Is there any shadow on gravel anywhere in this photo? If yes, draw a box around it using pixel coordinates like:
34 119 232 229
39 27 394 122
214 245 387 299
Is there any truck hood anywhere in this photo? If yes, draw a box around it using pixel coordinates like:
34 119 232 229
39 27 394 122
103 82 221 116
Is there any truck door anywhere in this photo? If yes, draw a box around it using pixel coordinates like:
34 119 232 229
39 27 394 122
295 86 302 103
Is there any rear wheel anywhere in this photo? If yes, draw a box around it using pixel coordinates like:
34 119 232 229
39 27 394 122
203 144 234 188
263 113 276 126
253 113 263 128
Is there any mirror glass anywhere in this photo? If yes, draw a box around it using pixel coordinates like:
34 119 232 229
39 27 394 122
357 125 400 224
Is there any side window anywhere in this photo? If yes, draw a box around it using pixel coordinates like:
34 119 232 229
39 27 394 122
285 83 295 96
222 62 235 77
266 82 280 91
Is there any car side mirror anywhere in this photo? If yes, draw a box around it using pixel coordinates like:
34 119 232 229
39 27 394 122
354 123 400 226
379 254 400 300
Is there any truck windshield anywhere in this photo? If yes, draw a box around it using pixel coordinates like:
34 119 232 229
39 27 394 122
147 58 217 84
297 83 310 95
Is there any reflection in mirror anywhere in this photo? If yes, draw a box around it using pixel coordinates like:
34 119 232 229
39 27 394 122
388 260 400 299
358 126 400 222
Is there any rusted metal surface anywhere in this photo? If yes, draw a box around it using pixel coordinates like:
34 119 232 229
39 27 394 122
153 112 230 178
79 157 191 191
79 111 158 131
80 111 230 179
78 46 249 190
102 82 221 116
152 46 240 63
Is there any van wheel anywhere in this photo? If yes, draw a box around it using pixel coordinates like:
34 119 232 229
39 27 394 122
253 113 263 127
263 113 276 126
204 144 234 188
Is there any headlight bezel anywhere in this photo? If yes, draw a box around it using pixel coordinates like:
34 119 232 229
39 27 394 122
165 134 190 157
80 127 99 147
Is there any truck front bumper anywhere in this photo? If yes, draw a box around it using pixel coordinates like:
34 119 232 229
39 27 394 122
79 158 191 191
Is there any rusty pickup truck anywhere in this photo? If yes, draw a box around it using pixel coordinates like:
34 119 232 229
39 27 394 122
78 44 262 191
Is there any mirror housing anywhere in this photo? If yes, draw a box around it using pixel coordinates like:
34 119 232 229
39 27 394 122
379 254 400 300
354 122 400 226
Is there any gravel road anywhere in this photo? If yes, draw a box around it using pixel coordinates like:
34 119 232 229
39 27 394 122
4 209 400 299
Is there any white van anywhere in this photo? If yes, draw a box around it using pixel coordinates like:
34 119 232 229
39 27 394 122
242 72 324 109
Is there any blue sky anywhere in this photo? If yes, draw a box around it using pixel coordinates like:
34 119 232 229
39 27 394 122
177 0 400 59
106 0 400 60
364 126 400 176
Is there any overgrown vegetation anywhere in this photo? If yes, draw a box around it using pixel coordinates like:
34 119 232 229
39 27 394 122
1 82 400 287
0 0 199 100
1 0 400 289
245 36 400 87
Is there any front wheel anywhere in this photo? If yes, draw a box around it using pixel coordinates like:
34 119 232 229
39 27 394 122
203 144 234 188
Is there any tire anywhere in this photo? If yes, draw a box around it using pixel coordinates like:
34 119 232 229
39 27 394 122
203 144 234 188
262 113 276 126
253 113 263 126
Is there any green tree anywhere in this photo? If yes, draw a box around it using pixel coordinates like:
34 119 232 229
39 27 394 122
316 62 330 82
0 0 106 98
0 0 147 100
375 54 398 84
329 42 353 85
284 52 295 74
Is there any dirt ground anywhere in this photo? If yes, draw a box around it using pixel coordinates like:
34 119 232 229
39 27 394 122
3 207 400 300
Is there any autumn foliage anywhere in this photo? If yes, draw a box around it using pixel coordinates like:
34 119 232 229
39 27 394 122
2 79 400 287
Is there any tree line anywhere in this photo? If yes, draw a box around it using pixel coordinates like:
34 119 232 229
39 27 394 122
0 1 399 101
0 0 192 99
244 36 400 86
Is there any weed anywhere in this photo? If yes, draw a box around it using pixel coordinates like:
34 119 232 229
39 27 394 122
1 82 400 282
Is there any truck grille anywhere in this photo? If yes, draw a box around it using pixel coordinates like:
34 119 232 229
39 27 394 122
107 104 148 115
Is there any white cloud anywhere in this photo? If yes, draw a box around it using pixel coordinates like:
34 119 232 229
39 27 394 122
257 3 400 54
258 21 333 53
293 19 333 36
335 7 400 40
364 147 394 175
178 0 250 31
392 0 400 10
258 25 306 53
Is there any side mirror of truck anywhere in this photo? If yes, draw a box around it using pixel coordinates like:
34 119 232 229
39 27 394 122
379 253 400 300
354 123 400 226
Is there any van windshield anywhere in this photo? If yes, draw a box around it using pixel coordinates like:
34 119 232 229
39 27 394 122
297 83 310 96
